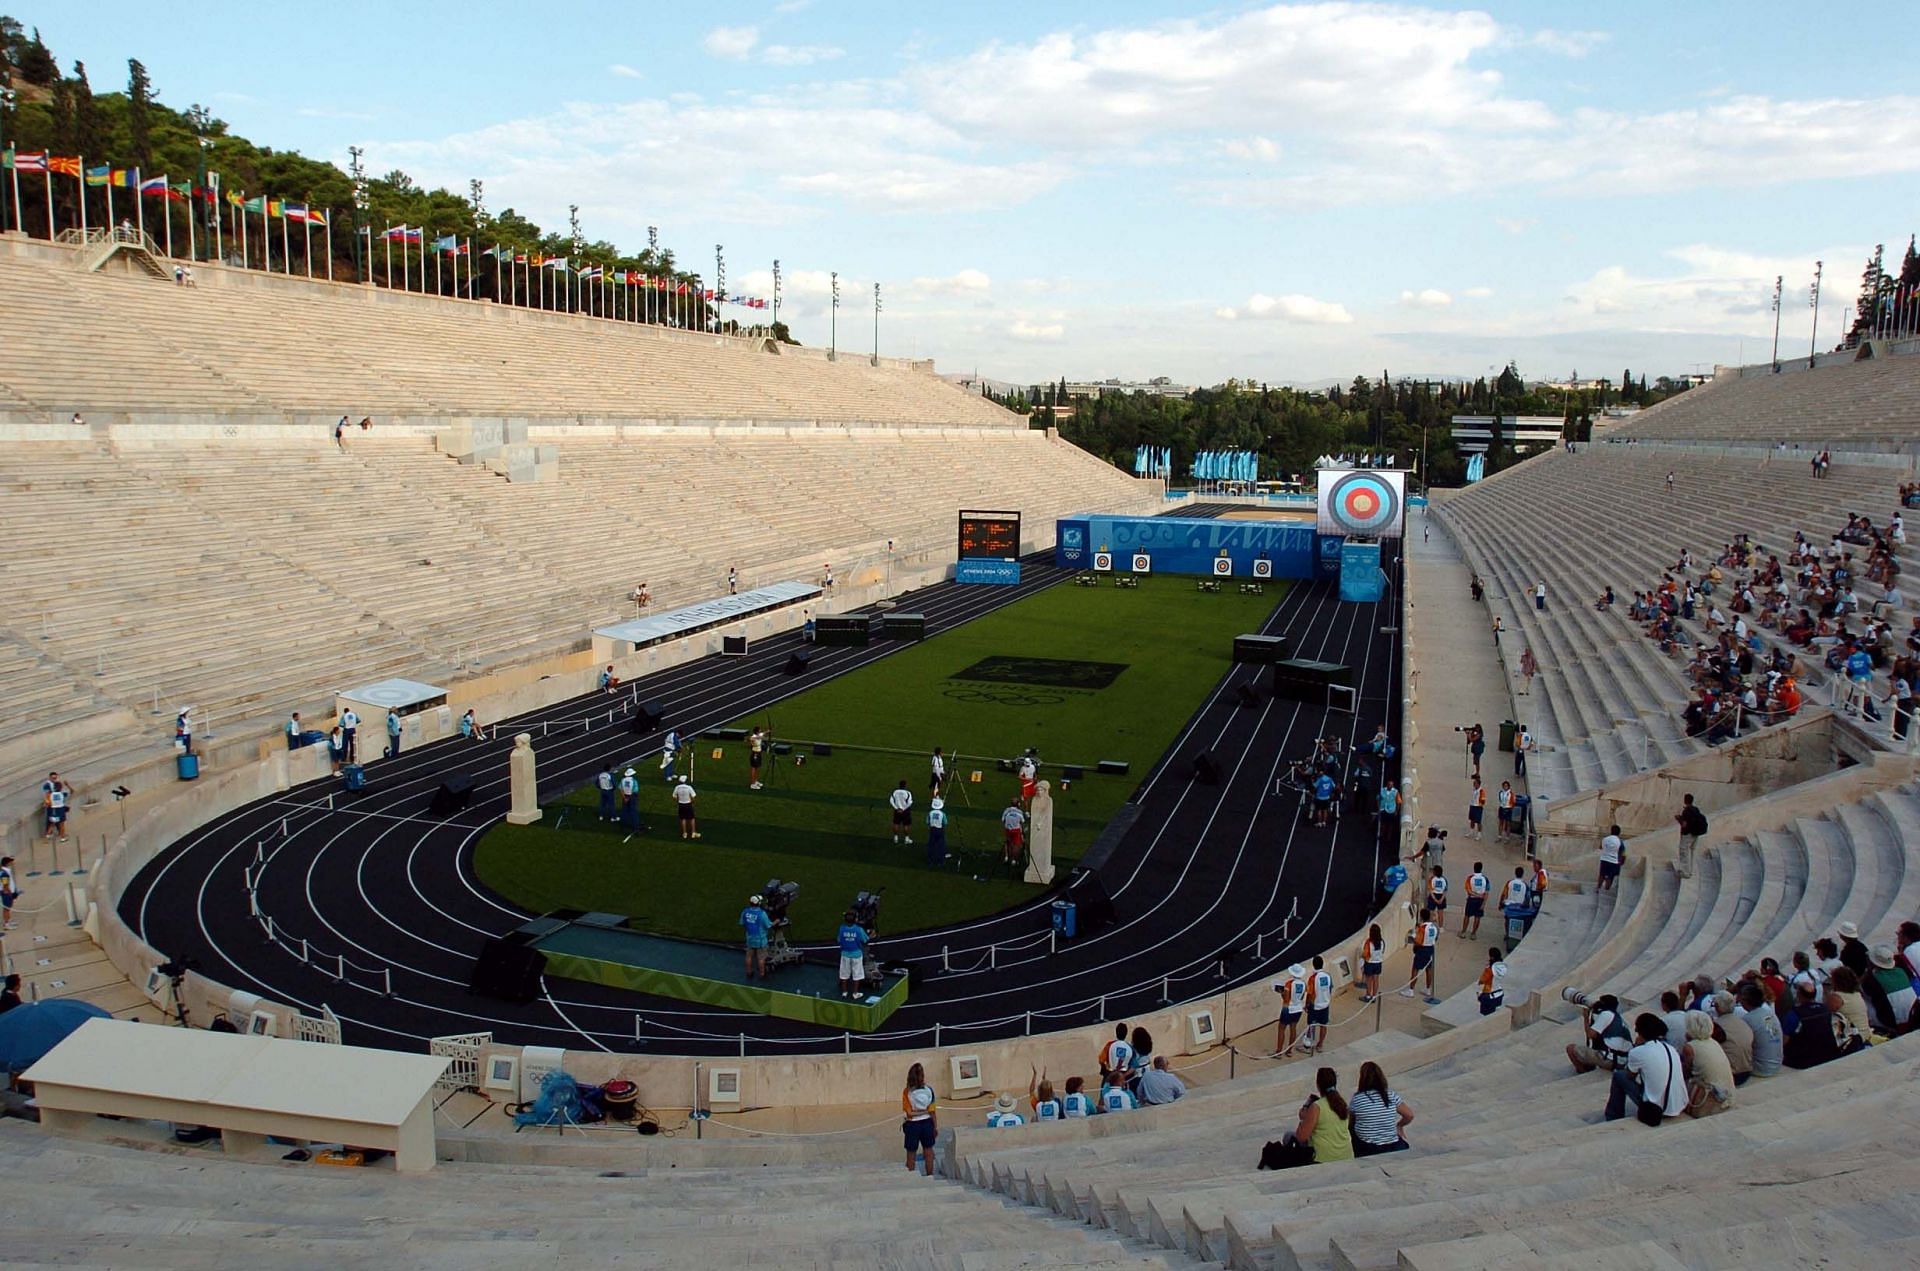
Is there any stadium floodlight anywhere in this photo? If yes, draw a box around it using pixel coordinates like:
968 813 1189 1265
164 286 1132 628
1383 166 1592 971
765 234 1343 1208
0 87 14 233
830 271 839 361
1809 260 1823 368
1771 275 1783 372
873 282 882 366
772 259 781 331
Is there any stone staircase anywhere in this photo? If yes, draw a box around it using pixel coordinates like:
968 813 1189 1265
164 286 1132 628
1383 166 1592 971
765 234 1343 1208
1615 354 1920 445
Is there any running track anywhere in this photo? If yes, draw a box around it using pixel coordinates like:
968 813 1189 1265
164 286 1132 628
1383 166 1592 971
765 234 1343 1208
123 540 1403 1056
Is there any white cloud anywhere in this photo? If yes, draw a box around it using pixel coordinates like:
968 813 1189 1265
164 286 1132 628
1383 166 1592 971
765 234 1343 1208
1214 307 1240 321
1238 293 1354 325
1495 216 1536 235
1463 286 1493 299
763 44 845 66
1400 288 1452 309
1524 28 1608 58
907 269 992 297
1009 320 1065 342
1560 244 1840 331
703 25 760 60
608 63 641 79
1222 135 1281 163
772 0 812 11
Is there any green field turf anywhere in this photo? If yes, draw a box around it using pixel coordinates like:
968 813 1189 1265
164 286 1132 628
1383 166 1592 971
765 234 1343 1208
474 575 1285 941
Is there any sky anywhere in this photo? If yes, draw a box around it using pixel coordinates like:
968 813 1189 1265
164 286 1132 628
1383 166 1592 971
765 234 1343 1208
23 1 1920 386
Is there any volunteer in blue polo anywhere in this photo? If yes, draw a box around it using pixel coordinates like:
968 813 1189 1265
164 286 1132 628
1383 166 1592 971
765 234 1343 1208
837 908 870 999
740 893 772 980
1312 770 1336 826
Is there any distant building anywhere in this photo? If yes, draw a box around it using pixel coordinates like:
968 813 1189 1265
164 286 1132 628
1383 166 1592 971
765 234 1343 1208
1064 377 1192 399
1448 414 1566 455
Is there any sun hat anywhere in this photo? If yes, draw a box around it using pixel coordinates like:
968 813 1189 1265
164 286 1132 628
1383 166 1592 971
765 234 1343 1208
1838 921 1860 939
992 1092 1019 1113
1288 963 1306 980
1870 944 1897 970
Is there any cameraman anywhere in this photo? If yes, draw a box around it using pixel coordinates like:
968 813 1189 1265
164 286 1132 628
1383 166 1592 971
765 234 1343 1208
1564 992 1634 1073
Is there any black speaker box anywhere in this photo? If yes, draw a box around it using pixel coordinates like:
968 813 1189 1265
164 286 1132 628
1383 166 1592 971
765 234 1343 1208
468 936 547 1003
1192 751 1220 784
813 742 833 756
1065 868 1116 932
786 649 812 675
430 773 476 815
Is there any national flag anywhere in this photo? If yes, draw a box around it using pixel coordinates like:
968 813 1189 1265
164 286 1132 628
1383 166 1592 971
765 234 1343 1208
542 256 568 271
48 155 81 178
13 151 50 173
110 168 133 188
168 180 192 202
227 188 244 207
579 264 602 281
514 253 528 265
281 200 306 221
138 175 170 195
613 269 628 284
306 207 328 227
85 164 112 186
245 196 266 214
432 233 459 252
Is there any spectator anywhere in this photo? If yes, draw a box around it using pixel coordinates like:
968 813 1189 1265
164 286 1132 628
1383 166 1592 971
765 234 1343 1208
1788 949 1827 999
1781 982 1840 1070
1566 993 1633 1073
0 973 20 1014
1658 990 1691 1044
1603 1014 1686 1124
1534 579 1547 611
1098 1023 1133 1084
1864 946 1915 1034
1902 921 1920 978
1710 990 1755 1085
1098 1074 1137 1112
1347 1061 1413 1156
286 712 303 751
460 708 482 743
1027 1067 1063 1121
1273 963 1306 1057
1127 1027 1154 1088
1596 824 1626 891
599 664 619 694
1826 966 1871 1040
1756 957 1789 1006
1260 1067 1352 1170
1518 646 1537 695
901 1063 938 1175
1358 924 1385 1003
1736 982 1783 1078
985 1092 1026 1128
1673 793 1708 879
1060 1075 1094 1118
1137 1056 1186 1105
1304 957 1334 1055
0 856 16 930
1836 921 1871 979
384 709 403 759
1682 1011 1735 1117
1477 946 1506 1016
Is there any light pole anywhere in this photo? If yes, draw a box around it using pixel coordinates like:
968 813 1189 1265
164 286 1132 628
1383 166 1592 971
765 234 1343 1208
1770 275 1782 371
348 146 368 284
646 225 658 324
1808 261 1823 368
771 258 781 335
0 86 13 234
714 244 725 334
872 281 881 366
830 271 839 361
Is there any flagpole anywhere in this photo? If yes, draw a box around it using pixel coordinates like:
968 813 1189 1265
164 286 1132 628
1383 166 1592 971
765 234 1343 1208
41 167 51 239
384 225 391 289
325 214 333 280
279 206 288 275
162 183 173 258
104 173 113 233
302 211 312 279
184 187 195 260
75 155 85 237
239 194 247 268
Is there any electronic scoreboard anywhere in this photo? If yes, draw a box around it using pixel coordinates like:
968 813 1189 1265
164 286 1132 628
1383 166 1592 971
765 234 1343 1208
957 510 1021 561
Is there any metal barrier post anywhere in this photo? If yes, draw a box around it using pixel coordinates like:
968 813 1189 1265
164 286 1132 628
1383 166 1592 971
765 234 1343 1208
942 945 949 973
336 952 346 981
990 945 997 970
1098 995 1106 1022
740 1033 746 1058
297 938 309 963
1025 1011 1032 1036
383 968 393 997
844 1031 851 1055
1160 975 1170 1003
935 1022 942 1048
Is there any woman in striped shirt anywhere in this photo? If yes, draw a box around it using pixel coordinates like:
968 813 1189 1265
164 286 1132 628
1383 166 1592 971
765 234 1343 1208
1347 1061 1413 1155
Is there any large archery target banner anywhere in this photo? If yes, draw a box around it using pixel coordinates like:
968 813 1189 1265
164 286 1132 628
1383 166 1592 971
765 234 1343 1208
1317 469 1406 539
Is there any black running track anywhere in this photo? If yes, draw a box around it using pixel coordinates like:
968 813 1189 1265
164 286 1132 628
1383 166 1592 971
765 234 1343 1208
123 539 1403 1057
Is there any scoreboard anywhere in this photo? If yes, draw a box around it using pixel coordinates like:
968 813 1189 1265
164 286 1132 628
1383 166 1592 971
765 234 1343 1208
958 510 1021 561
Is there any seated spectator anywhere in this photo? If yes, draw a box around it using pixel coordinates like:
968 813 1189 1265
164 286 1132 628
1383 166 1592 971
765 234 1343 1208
1060 1075 1095 1118
1781 982 1841 1070
1681 1011 1734 1117
1825 966 1872 1044
1137 1056 1186 1105
1603 1014 1688 1124
1736 982 1783 1077
1259 1067 1353 1170
1836 921 1871 978
1347 1061 1413 1155
1027 1067 1062 1122
1756 957 1788 1005
0 973 20 1014
1788 950 1827 999
1566 993 1633 1072
986 1092 1026 1127
1098 1075 1137 1112
1864 945 1916 1035
1658 990 1691 1043
1710 990 1754 1085
1126 1026 1154 1093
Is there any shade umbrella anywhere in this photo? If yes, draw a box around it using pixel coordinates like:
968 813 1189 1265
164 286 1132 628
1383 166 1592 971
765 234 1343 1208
0 1000 112 1074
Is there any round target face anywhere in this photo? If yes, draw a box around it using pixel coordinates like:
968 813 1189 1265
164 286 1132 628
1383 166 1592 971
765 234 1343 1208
1093 552 1113 572
1252 559 1274 578
1212 557 1232 576
1326 472 1401 536
1132 553 1152 573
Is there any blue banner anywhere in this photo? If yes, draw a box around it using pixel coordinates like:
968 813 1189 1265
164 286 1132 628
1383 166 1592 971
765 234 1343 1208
1055 514 1320 578
956 559 1022 586
1338 541 1384 601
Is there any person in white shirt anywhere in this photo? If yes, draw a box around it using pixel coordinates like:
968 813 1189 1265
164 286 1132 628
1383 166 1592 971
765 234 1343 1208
985 1092 1026 1127
671 777 699 840
1460 863 1490 937
1605 1014 1688 1123
1000 797 1027 877
929 747 947 795
339 707 359 763
888 780 914 845
1099 1079 1136 1112
286 712 303 751
1304 956 1335 1054
1477 946 1507 1015
1502 866 1530 911
659 728 681 776
1597 824 1625 891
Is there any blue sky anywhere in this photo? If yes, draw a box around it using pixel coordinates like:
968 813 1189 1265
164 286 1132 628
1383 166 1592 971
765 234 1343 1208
26 2 1920 385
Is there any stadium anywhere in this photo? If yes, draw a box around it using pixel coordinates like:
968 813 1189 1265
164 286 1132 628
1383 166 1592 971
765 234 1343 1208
1 8 1917 1269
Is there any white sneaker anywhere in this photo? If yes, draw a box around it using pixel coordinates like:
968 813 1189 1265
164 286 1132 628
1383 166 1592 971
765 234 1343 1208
1397 987 1416 998
905 836 913 844
750 782 763 790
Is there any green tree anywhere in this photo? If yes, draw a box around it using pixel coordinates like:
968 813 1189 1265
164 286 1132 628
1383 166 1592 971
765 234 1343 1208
125 57 154 169
16 24 55 85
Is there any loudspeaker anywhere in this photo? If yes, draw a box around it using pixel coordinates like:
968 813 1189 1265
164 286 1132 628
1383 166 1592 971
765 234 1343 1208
1192 751 1220 784
1237 684 1260 709
1096 759 1130 776
630 699 665 732
786 649 812 675
430 773 476 815
468 936 546 1003
1062 765 1085 780
813 742 833 756
1065 868 1116 932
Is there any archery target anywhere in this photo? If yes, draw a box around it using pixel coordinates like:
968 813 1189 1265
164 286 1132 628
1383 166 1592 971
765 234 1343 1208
1252 558 1273 579
1317 469 1405 538
1093 552 1113 572
1212 557 1233 577
1132 553 1152 573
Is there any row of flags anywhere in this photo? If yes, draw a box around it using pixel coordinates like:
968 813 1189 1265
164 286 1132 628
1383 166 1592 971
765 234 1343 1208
1191 450 1259 481
1131 445 1172 478
370 226 770 304
1465 453 1487 482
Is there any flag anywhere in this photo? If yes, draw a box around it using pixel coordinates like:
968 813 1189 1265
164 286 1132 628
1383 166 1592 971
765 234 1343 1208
432 233 459 252
542 256 568 271
227 188 243 207
138 174 169 195
11 150 49 173
514 253 528 265
245 195 266 213
48 155 81 177
283 201 310 222
613 269 628 284
306 207 328 227
167 180 192 202
85 164 111 186
579 264 602 281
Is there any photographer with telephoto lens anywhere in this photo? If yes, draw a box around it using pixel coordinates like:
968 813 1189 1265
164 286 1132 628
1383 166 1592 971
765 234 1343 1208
1564 989 1634 1073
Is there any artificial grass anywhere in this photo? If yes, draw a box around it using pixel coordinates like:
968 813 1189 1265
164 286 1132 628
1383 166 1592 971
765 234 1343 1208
473 575 1284 941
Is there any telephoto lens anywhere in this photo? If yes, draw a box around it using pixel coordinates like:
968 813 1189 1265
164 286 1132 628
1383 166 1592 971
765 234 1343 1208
1560 987 1591 1007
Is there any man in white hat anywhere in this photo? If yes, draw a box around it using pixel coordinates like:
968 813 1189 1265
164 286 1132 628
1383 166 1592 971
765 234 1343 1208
1836 921 1870 980
926 796 948 866
1272 963 1307 1057
985 1092 1026 1128
618 767 640 831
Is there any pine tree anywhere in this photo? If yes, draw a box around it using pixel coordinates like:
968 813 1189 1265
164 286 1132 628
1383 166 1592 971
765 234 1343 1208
1900 236 1920 292
1621 368 1632 395
1851 244 1885 341
17 26 57 86
126 58 155 169
69 61 102 157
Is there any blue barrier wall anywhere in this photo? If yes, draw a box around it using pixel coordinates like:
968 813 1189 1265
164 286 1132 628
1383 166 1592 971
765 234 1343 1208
1055 515 1319 577
956 559 1022 585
